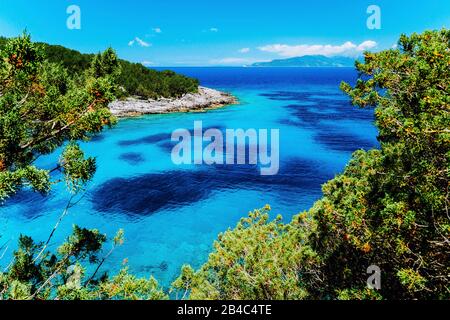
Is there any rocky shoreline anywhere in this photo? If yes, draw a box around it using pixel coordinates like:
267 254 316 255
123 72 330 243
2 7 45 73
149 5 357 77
109 86 237 117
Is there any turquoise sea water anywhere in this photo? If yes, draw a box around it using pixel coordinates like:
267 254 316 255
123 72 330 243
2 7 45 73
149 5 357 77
0 67 378 287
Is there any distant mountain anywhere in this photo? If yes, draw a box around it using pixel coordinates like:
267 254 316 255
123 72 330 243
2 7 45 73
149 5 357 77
252 55 357 67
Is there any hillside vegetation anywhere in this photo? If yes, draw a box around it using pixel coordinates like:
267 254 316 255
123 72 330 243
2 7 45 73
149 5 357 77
0 29 448 300
173 29 450 300
0 33 168 299
0 37 199 99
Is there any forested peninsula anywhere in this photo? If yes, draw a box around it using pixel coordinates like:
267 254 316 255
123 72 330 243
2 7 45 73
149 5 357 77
0 36 199 100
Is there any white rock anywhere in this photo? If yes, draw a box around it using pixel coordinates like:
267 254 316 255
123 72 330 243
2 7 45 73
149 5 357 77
108 86 237 117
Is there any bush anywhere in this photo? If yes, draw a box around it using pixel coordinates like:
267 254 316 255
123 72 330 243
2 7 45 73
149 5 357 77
174 29 450 300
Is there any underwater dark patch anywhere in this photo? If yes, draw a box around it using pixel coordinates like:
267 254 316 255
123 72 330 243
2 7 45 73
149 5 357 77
315 131 377 153
119 152 146 165
281 104 377 152
262 90 374 128
117 133 170 147
266 89 377 154
90 171 215 215
117 126 227 155
89 134 106 142
260 91 347 103
90 157 332 217
282 103 377 149
4 189 64 219
260 91 312 101
158 141 177 153
138 262 169 273
283 101 373 124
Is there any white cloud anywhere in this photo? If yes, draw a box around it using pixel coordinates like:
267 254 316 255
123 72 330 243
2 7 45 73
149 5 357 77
135 37 151 47
357 40 377 51
152 27 162 33
239 47 251 53
210 27 219 32
209 57 269 66
128 37 151 47
258 40 377 57
141 61 154 66
210 57 250 65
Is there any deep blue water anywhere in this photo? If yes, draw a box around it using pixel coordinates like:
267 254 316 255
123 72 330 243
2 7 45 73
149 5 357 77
0 67 378 287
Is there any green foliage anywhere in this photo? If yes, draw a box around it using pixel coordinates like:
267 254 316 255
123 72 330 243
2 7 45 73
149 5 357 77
116 63 199 99
0 33 43 76
2 225 105 299
336 287 383 300
90 47 121 79
98 268 168 300
0 33 170 301
172 206 315 300
0 166 50 200
311 28 449 299
0 226 167 300
176 29 450 300
60 143 96 193
0 33 117 201
0 36 199 99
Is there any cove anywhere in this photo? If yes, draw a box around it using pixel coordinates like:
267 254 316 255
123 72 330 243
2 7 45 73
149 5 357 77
0 67 378 288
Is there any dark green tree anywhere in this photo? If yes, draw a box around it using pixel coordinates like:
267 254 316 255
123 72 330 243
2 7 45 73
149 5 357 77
313 28 450 299
0 33 117 201
0 33 167 300
174 29 449 300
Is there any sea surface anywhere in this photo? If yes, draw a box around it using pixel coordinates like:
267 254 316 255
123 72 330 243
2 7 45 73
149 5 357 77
0 67 378 287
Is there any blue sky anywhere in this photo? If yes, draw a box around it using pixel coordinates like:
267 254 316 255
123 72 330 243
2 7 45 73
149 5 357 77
0 0 449 66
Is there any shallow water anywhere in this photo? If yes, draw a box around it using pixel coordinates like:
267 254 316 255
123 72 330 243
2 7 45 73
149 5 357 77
0 67 378 287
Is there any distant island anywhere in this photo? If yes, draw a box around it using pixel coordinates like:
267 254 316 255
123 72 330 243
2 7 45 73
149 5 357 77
252 55 357 67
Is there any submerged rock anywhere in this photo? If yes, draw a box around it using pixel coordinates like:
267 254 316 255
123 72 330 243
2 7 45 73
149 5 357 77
109 86 237 117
